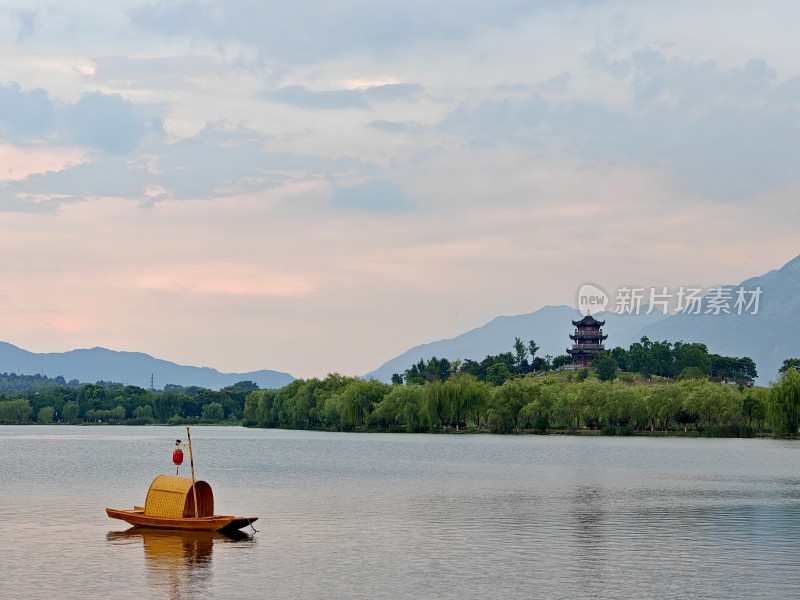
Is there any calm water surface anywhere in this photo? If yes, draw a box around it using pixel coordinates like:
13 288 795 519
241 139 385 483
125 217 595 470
1 426 799 599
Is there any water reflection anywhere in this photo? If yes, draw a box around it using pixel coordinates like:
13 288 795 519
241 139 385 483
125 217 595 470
570 484 607 596
106 528 253 599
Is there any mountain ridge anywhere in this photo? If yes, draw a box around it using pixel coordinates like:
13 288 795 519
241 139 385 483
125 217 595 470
0 342 294 390
365 254 800 384
4 254 797 389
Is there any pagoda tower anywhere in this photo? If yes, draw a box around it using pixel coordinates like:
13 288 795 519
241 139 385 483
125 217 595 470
567 314 608 367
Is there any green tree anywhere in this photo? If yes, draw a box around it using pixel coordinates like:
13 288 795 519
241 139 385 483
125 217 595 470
78 383 110 414
444 374 489 430
218 381 257 418
243 392 259 421
405 357 451 385
769 368 800 435
283 379 321 429
683 380 740 428
132 404 154 422
111 405 126 422
734 357 758 387
559 384 583 429
628 337 654 377
422 380 450 429
675 408 699 432
37 406 55 424
201 402 225 421
485 362 512 386
62 400 80 423
251 390 281 427
778 358 800 374
551 355 572 370
650 340 673 377
336 380 389 430
648 384 683 432
679 367 707 380
153 392 181 422
528 340 540 362
119 386 154 418
513 337 528 373
369 384 423 430
312 373 354 428
576 379 609 428
519 383 551 432
0 399 32 423
488 379 535 432
605 385 639 430
672 342 712 376
711 355 758 386
742 388 767 433
594 353 618 382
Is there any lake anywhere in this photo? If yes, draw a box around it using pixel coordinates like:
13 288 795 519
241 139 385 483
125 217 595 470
1 426 799 599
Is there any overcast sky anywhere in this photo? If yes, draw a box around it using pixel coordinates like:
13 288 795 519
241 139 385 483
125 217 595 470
1 1 799 380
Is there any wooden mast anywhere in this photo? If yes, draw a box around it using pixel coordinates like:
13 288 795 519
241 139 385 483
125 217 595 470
186 426 199 518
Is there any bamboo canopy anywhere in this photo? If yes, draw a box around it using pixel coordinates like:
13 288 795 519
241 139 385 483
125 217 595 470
144 475 214 519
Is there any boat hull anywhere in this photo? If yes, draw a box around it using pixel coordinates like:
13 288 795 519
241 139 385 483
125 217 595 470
106 508 258 532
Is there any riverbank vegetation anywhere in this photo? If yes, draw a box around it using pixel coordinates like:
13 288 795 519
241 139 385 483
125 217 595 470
1 342 799 438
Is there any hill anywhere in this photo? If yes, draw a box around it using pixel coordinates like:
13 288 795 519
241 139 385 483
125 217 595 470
365 254 800 384
0 343 294 390
639 254 800 383
364 305 668 382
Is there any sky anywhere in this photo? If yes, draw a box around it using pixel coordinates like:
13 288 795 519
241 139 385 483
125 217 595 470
1 0 799 380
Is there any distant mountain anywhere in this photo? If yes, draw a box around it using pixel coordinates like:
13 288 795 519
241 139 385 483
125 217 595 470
365 254 800 384
364 305 668 383
0 343 295 390
639 254 800 383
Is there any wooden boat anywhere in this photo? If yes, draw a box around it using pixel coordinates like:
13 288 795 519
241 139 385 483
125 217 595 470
106 428 258 533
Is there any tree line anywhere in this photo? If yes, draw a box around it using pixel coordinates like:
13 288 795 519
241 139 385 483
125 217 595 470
393 336 759 386
242 368 800 436
395 338 547 386
0 372 81 393
1 349 798 438
0 380 259 425
606 338 758 385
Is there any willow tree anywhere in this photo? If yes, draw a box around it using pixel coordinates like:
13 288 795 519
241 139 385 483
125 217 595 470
520 382 554 432
647 384 683 432
422 380 450 429
445 374 489 430
370 384 423 430
37 406 55 424
576 379 609 428
0 399 32 423
682 379 736 427
605 384 640 429
741 387 768 432
337 380 389 430
489 378 538 433
769 368 800 436
62 400 80 423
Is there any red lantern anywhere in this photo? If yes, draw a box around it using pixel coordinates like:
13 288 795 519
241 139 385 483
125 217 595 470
173 449 184 465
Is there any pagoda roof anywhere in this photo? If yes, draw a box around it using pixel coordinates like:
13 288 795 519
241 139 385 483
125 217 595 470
572 314 605 327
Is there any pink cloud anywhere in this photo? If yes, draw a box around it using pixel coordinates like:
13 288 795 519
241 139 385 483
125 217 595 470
0 144 87 182
126 263 316 297
0 158 797 379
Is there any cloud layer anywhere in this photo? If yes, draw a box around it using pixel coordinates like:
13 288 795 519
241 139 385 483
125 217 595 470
0 1 799 378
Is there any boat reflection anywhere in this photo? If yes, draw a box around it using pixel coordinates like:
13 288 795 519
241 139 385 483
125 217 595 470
107 528 254 599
